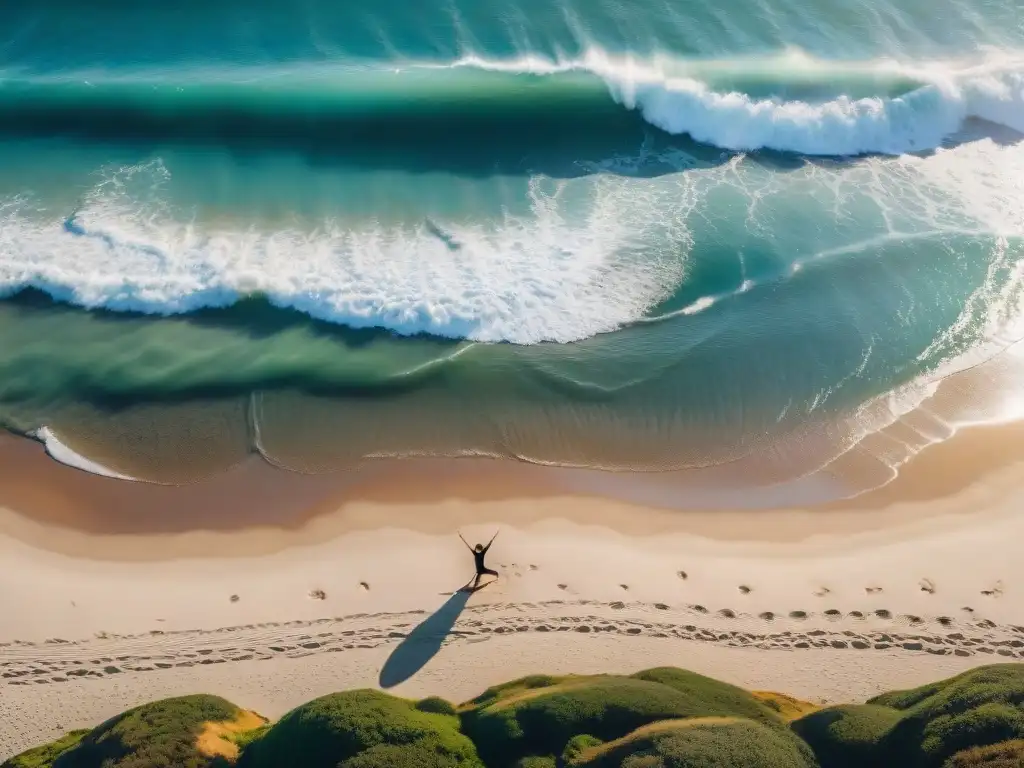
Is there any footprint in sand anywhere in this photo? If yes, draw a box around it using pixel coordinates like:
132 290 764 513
677 571 688 580
866 586 883 594
875 609 892 619
759 611 775 621
962 606 975 613
981 581 1004 597
789 610 807 620
309 589 327 600
557 584 568 591
619 584 630 591
359 582 370 592
229 595 240 603
813 587 831 597
738 585 752 594
529 565 539 571
920 579 936 594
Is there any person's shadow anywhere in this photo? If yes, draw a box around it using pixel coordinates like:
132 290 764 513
378 580 492 689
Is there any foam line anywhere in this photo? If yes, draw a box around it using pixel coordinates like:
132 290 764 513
30 427 138 481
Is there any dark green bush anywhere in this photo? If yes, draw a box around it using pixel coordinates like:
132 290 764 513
573 718 818 768
338 740 473 768
792 704 901 768
23 695 242 768
513 758 556 768
240 689 481 768
630 668 785 727
228 725 269 753
794 665 1024 768
467 675 564 710
874 665 1024 767
944 738 1024 767
462 671 785 767
416 698 458 716
562 735 603 764
4 731 89 768
11 663 1024 768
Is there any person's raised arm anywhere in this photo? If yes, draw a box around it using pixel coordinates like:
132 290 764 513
483 529 499 553
458 532 473 551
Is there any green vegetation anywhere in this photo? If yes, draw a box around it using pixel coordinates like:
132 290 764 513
460 668 789 766
571 717 818 767
466 675 563 710
8 664 1024 768
793 665 1024 768
792 704 903 768
752 691 820 722
945 739 1024 767
3 695 247 768
629 668 787 727
562 735 603 764
4 732 89 768
416 697 459 716
238 689 482 768
224 726 270 753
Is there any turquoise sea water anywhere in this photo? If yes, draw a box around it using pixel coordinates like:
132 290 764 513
0 1 1022 490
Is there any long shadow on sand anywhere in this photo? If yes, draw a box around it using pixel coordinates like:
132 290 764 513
379 581 492 689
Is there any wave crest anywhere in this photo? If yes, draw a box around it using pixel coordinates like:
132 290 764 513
0 163 692 344
457 48 1024 155
0 49 1021 157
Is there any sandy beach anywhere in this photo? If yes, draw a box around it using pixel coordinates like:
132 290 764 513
3 406 1024 761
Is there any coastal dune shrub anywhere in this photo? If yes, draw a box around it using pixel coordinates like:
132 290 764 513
338 741 475 768
416 697 458 716
794 665 1024 768
25 695 243 768
3 732 90 768
629 668 786 727
562 735 603 764
751 691 819 722
11 663 1024 768
872 665 1024 767
791 704 901 768
466 675 564 710
944 738 1024 766
513 759 556 768
460 669 787 766
570 717 819 768
239 689 482 768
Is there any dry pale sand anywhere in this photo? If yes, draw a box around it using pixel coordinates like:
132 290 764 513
3 416 1024 759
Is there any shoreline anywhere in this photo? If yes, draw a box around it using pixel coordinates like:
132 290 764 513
2 407 1024 561
4 370 1024 759
4 413 1024 755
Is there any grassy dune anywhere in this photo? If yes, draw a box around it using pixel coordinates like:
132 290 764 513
6 665 1024 768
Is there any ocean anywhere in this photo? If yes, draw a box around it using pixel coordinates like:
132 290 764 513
0 0 1022 498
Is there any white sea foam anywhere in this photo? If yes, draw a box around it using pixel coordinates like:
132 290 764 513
450 48 1024 155
30 427 137 481
1 52 1021 345
0 163 694 344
